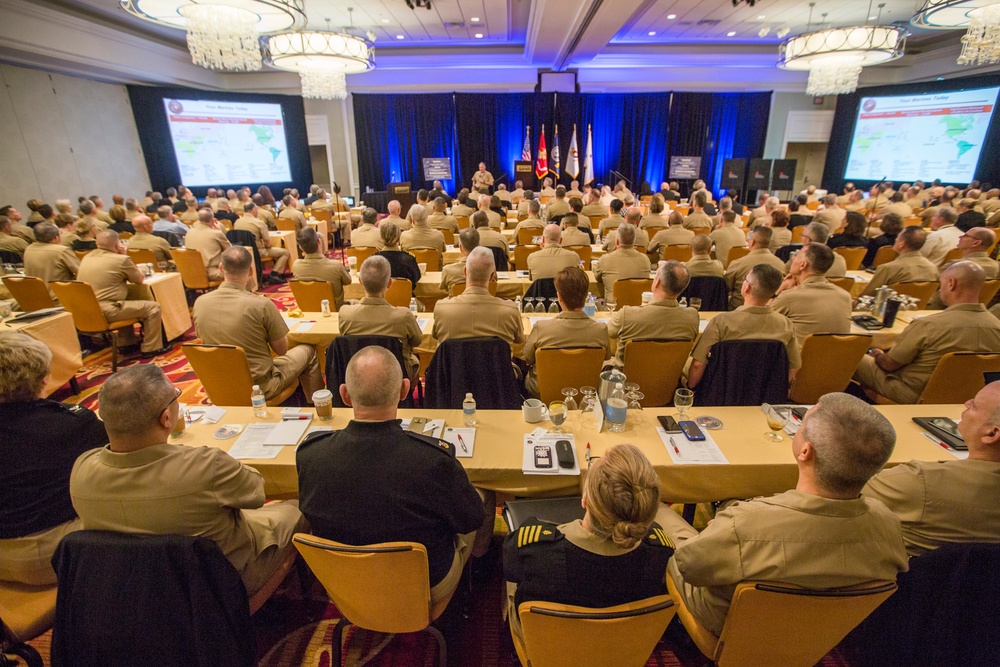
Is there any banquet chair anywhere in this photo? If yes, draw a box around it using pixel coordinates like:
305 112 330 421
2 275 55 312
870 352 1000 405
789 333 872 404
274 218 297 232
662 245 693 262
347 246 377 266
409 248 441 272
172 248 222 292
888 281 939 309
643 226 667 239
385 279 414 308
564 245 592 270
518 228 542 245
440 229 455 245
289 280 337 312
182 344 297 407
126 248 160 272
979 279 1000 305
0 580 56 667
726 246 751 265
456 215 470 230
513 596 676 667
622 340 694 406
828 276 857 293
943 247 964 264
834 247 867 271
50 281 138 373
871 246 898 267
790 227 806 243
293 535 448 667
612 278 653 310
513 245 540 270
535 347 605 404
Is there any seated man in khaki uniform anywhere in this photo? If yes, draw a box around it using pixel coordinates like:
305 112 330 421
513 200 545 244
771 243 852 345
0 215 29 256
428 198 459 234
545 186 571 220
784 222 847 278
594 223 652 299
440 227 479 292
193 246 323 402
55 213 80 249
685 234 724 278
602 209 649 253
813 194 847 233
854 261 1000 403
648 210 694 256
597 199 626 238
401 205 446 253
522 267 610 397
126 215 174 271
351 207 384 250
559 212 591 247
659 393 908 636
724 226 787 309
252 194 277 230
235 202 289 285
475 194 502 230
433 247 525 345
0 205 36 244
861 226 940 297
338 255 423 384
683 191 714 231
607 260 699 367
689 264 799 388
292 227 353 310
185 209 231 282
70 364 304 597
77 230 165 356
383 200 410 232
23 222 80 297
580 190 608 220
473 210 509 254
451 192 476 219
528 224 580 280
864 381 1000 556
710 210 748 268
278 195 309 232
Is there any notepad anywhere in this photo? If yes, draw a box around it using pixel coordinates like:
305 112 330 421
417 317 431 333
263 419 312 446
295 321 316 332
657 428 729 465
443 427 476 458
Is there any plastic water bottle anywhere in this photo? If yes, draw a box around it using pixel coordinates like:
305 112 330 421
251 385 267 418
605 383 627 433
463 392 477 426
514 295 522 312
584 294 597 317
409 297 418 314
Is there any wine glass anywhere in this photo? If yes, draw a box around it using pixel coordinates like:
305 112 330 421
763 403 789 442
579 386 598 428
561 387 579 411
547 297 560 313
626 391 645 427
674 388 694 420
524 297 536 313
689 297 702 311
548 401 568 433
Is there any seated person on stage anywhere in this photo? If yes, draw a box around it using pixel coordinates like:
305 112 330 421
433 246 524 345
351 207 384 250
185 208 231 282
607 260 699 367
771 243 852 345
0 332 107 585
861 226 939 297
193 246 323 402
523 267 610 397
440 227 479 292
375 222 421 291
854 261 1000 404
688 264 799 389
127 215 174 271
648 210 694 256
292 227 353 310
296 346 489 608
70 364 304 596
401 204 446 253
598 198 626 238
660 393 909 637
560 212 592 247
685 234 725 278
383 199 411 231
235 201 290 285
338 255 423 385
864 380 1000 556
77 230 165 357
428 198 459 234
473 210 509 253
503 444 676 642
528 224 580 280
514 200 545 242
595 223 652 298
724 226 786 309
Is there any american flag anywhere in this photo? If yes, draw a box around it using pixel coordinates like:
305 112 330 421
521 126 531 161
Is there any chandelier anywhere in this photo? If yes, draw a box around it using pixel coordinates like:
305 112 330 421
779 25 907 95
264 31 375 99
120 0 306 71
912 0 1000 65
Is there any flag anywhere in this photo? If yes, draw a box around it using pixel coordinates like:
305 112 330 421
567 124 580 179
550 125 561 178
583 123 594 185
535 124 548 180
521 126 531 162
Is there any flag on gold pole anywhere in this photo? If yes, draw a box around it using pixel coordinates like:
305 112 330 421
550 125 561 178
583 124 594 185
567 124 580 179
535 124 548 179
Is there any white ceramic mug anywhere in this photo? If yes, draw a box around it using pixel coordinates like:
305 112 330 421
522 398 545 423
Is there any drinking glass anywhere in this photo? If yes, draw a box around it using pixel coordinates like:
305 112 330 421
548 401 568 433
524 297 536 313
547 298 560 313
626 391 645 427
763 403 789 442
689 297 702 311
561 387 579 411
606 292 617 312
674 388 694 420
580 386 598 428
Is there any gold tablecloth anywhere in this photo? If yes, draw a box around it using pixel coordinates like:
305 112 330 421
343 270 606 303
9 312 82 397
127 272 192 341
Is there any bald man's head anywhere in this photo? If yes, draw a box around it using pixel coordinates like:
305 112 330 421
96 230 120 251
132 215 153 233
941 260 986 306
542 223 561 246
465 246 495 285
345 346 403 410
388 200 401 215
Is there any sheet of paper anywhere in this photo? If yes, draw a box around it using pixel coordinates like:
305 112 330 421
263 418 312 446
522 433 580 475
417 317 431 333
443 427 476 458
921 431 969 460
528 316 548 327
529 427 548 438
851 274 867 282
282 317 300 328
203 405 227 424
295 321 316 332
496 271 510 280
594 396 605 433
699 319 710 332
228 424 282 459
516 270 530 278
657 427 730 464
399 418 445 439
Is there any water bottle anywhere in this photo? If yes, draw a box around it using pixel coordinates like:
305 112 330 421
463 392 477 426
409 297 418 314
584 294 597 317
251 385 267 418
605 383 627 433
515 295 523 312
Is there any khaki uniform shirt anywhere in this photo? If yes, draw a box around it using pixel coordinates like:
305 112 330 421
257 207 276 231
725 249 787 308
769 227 792 252
193 282 289 388
879 202 913 219
957 251 999 278
659 490 908 636
602 228 650 253
639 213 669 230
432 286 525 345
516 200 532 217
382 214 410 232
837 193 853 206
595 248 651 296
277 207 307 231
337 297 423 376
23 242 80 287
685 255 725 278
514 218 545 243
523 311 611 369
60 232 81 248
428 213 459 233
607 299 699 365
539 187 556 197
482 209 503 229
0 232 28 255
648 227 693 254
234 215 270 254
350 224 384 250
10 224 35 244
845 200 867 213
440 258 467 291
291 253 353 309
771 276 852 345
70 443 277 578
566 189 583 198
528 246 580 280
864 458 1000 557
921 224 963 267
477 227 509 253
77 249 143 303
545 199 571 219
813 207 847 233
710 225 748 267
450 204 475 218
862 252 940 297
561 227 591 247
185 222 231 275
692 305 800 368
581 203 609 219
127 232 173 267
780 250 847 279
598 214 625 235
180 209 199 225
905 197 927 210
401 226 446 252
79 214 108 232
472 170 494 190
683 210 713 230
495 190 512 203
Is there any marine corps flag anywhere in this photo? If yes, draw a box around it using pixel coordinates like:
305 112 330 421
535 125 548 179
550 125 561 178
567 124 580 179
583 123 595 185
521 126 531 162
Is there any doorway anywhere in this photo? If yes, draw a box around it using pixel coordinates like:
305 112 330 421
310 145 331 192
784 142 828 195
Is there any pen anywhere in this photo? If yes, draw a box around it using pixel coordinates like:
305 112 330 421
921 431 951 451
282 415 312 420
585 442 591 464
456 433 468 454
669 436 681 456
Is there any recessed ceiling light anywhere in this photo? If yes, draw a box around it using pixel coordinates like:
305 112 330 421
396 34 404 39
667 14 676 19
474 33 483 38
471 17 480 22
868 15 877 19
727 30 736 36
757 14 765 19
648 31 656 36
381 18 390 24
937 76 945 80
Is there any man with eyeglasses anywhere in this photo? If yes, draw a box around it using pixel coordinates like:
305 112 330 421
70 364 304 596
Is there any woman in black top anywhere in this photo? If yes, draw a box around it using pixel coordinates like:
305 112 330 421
375 221 420 290
828 211 870 249
863 212 904 267
503 444 674 643
787 199 813 229
71 218 98 251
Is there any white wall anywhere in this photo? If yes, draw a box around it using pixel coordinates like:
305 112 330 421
0 64 150 208
303 97 360 199
762 92 837 160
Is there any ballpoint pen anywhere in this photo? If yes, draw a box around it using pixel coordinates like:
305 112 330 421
456 433 468 454
669 436 681 456
585 442 591 464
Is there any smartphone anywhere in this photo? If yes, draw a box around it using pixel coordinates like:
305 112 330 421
679 420 706 441
555 440 575 468
657 415 681 433
534 445 553 469
407 417 429 433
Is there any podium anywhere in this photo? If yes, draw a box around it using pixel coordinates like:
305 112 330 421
387 182 413 214
514 161 535 191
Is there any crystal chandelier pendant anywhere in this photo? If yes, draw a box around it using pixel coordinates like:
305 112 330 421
957 4 1000 65
180 4 263 71
299 68 348 99
807 58 864 96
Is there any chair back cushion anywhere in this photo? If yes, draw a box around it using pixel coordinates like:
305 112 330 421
49 282 108 332
536 347 605 405
2 275 56 312
679 276 729 312
789 333 872 404
182 344 255 406
919 352 1000 404
696 339 789 406
425 337 521 409
623 340 694 407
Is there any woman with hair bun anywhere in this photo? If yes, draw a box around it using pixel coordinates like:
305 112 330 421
503 443 675 641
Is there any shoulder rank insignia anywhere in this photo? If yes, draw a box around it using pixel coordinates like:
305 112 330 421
644 523 674 548
517 521 559 548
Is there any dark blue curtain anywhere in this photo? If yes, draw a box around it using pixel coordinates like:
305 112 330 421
352 93 460 194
